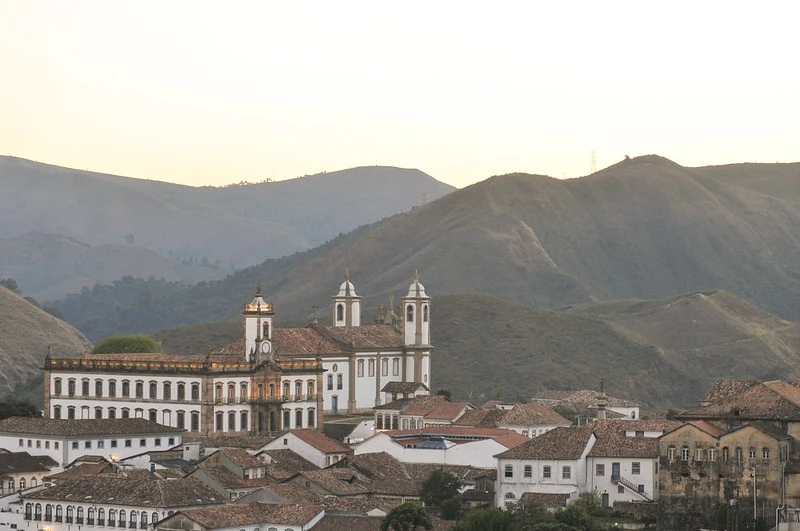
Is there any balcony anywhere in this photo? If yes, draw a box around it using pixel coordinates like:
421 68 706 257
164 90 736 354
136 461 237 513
77 517 84 524
66 517 73 523
98 519 105 526
56 516 63 523
88 518 95 525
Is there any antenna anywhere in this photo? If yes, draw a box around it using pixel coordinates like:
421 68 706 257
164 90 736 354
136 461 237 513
590 150 597 174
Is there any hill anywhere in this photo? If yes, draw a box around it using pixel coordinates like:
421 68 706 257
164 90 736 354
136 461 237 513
150 290 800 408
50 155 800 340
0 286 92 397
0 156 454 299
0 233 227 302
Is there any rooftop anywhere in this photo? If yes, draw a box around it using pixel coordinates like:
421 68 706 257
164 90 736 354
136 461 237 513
0 417 183 437
167 503 324 529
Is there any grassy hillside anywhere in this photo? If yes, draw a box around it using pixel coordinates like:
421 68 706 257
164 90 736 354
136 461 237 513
51 155 800 342
146 290 800 409
0 286 92 396
0 157 454 298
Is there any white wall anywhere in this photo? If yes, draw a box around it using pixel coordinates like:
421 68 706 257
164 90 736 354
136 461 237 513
586 457 658 503
354 433 505 468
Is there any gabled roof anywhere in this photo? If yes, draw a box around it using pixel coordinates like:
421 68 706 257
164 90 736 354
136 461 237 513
213 448 263 469
722 420 793 441
702 379 761 404
679 380 800 421
499 403 572 427
0 417 183 437
381 381 429 394
586 432 658 458
169 503 324 529
285 429 352 454
0 452 58 476
402 395 448 416
184 434 276 451
292 469 370 496
23 476 223 508
686 420 726 438
423 401 473 421
453 409 507 428
495 427 593 460
532 390 639 408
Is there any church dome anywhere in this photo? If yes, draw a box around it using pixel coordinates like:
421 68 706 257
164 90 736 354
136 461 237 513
407 277 428 298
337 279 358 297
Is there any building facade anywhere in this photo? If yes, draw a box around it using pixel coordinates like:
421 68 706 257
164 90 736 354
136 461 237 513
42 277 431 434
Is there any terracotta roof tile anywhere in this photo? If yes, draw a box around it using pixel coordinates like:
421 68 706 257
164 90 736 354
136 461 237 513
680 381 800 421
687 420 726 438
184 434 276 451
215 448 263 469
0 417 183 437
0 452 58 476
318 325 403 350
288 429 352 454
499 403 572 427
423 401 472 421
496 427 593 460
24 476 223 508
174 503 324 529
453 409 507 428
402 395 448 416
380 382 429 394
702 379 761 404
255 482 321 504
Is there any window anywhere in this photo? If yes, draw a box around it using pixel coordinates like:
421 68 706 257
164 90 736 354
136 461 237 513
283 382 290 399
296 409 303 428
95 380 103 397
191 412 199 432
406 305 414 322
229 411 236 431
327 375 333 390
168 437 174 446
149 409 157 422
19 478 26 489
504 492 516 507
749 448 757 459
97 509 105 526
106 407 115 419
681 446 690 461
283 410 290 429
635 430 644 438
524 465 532 478
95 407 103 419
735 447 743 462
129 511 137 528
68 379 76 396
67 407 75 419
618 485 625 494
118 510 125 527
241 411 248 431
54 378 62 395
295 381 302 399
392 358 399 376
154 438 161 447
191 383 200 400
66 506 74 524
216 413 223 431
336 304 344 321
381 359 388 376
136 381 144 398
87 508 95 525
423 304 428 322
637 484 645 493
177 383 186 400
82 379 90 396
307 409 315 428
562 466 571 479
53 406 61 419
763 447 770 459
632 462 641 474
163 382 171 400
596 464 605 476
307 380 314 399
46 505 54 522
77 507 84 525
98 440 104 449
357 360 364 377
368 359 375 377
111 440 117 448
504 465 513 478
150 382 157 399
107 379 116 397
125 439 132 447
85 441 91 449
543 466 551 479
239 383 247 401
122 380 130 397
141 512 148 528
722 447 729 461
139 439 146 447
122 408 130 419
708 448 717 461
337 374 343 390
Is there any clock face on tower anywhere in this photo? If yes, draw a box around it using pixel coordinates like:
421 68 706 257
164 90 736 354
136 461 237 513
261 342 271 354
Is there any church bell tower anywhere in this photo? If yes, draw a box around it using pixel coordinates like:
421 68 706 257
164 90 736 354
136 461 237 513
332 272 361 327
244 285 274 363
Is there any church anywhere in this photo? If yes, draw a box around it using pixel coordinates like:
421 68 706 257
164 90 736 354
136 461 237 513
43 276 432 436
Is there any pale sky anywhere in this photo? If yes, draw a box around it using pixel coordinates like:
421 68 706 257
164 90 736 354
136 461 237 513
1 1 798 188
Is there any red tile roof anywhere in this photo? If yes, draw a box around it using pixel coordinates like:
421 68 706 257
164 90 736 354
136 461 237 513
289 429 352 454
173 503 324 529
496 427 593 460
0 417 182 437
499 403 572 427
423 401 472 421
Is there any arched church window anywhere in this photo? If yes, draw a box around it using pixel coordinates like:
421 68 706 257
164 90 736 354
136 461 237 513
263 321 269 338
423 305 428 322
406 305 414 322
336 304 344 321
191 412 199 431
307 380 314 398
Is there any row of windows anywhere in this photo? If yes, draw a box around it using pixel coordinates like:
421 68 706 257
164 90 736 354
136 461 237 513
356 358 402 378
327 374 343 391
53 379 200 401
505 464 571 480
595 463 641 476
0 476 39 494
18 436 175 451
405 304 429 322
215 381 316 403
25 504 159 528
667 445 775 462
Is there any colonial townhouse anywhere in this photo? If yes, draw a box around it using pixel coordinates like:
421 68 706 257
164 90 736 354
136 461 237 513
19 475 223 531
373 395 474 431
0 418 183 467
44 276 431 428
0 452 58 496
494 426 596 509
257 429 352 468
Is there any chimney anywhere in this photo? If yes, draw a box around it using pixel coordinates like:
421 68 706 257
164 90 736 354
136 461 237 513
597 379 607 420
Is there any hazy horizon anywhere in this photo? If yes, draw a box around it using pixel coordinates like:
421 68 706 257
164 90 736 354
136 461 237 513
2 1 798 189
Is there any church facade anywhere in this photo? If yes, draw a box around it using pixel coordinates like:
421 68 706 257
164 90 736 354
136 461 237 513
43 276 432 435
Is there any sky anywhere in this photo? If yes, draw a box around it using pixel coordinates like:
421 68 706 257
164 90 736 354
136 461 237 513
1 1 799 189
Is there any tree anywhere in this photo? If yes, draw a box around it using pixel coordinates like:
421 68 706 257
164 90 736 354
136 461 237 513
509 499 552 530
436 388 452 399
91 334 160 354
452 508 511 531
0 399 42 420
0 278 20 294
440 498 461 520
420 469 462 508
381 503 432 531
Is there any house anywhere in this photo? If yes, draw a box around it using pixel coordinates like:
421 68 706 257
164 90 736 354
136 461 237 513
155 503 325 531
531 389 640 423
257 430 352 468
494 426 595 509
0 452 59 496
373 395 474 431
190 448 273 500
454 402 571 437
0 417 183 467
18 475 224 531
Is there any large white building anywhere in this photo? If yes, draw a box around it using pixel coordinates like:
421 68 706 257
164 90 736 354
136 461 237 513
43 276 432 435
